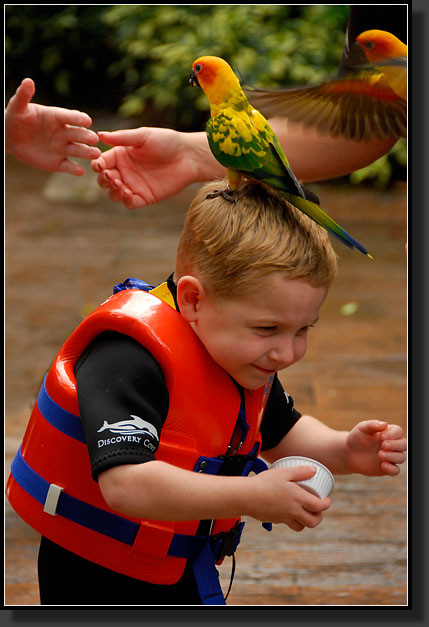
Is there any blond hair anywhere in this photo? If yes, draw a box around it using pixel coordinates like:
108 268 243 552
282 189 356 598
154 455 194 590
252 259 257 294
175 179 337 298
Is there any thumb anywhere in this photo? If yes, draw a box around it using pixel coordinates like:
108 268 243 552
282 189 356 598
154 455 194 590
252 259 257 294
281 465 317 482
9 78 35 113
358 420 388 435
97 128 147 147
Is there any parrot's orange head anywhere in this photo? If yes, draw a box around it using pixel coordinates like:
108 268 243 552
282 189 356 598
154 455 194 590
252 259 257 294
356 29 407 63
189 56 241 104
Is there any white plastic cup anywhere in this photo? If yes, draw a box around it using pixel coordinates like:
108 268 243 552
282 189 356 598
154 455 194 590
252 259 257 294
271 456 334 498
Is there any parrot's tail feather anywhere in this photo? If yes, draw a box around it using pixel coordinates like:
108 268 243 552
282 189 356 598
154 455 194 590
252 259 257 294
281 192 372 257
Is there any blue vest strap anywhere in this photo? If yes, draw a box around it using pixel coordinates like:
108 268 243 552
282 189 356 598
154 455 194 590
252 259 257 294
191 539 226 605
113 278 155 293
37 376 86 443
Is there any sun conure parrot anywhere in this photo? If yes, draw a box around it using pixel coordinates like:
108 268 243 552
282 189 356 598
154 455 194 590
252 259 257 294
243 30 407 142
189 55 371 257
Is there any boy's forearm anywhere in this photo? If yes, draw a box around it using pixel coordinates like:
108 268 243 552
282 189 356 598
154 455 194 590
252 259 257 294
262 414 351 475
99 460 253 522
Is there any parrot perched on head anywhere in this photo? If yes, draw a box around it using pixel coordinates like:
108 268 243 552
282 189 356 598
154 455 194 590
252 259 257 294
189 55 371 257
243 29 407 142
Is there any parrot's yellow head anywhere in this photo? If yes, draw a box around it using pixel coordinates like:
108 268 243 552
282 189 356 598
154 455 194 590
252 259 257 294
356 29 407 63
189 56 242 106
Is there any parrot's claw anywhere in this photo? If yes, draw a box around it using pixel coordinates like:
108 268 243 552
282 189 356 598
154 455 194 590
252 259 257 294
206 186 236 203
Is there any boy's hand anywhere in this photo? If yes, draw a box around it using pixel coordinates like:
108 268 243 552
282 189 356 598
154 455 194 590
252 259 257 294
346 420 407 476
247 465 331 532
5 78 101 176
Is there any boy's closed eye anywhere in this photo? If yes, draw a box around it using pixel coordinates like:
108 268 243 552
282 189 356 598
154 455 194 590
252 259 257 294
253 325 278 333
251 323 317 336
297 324 316 335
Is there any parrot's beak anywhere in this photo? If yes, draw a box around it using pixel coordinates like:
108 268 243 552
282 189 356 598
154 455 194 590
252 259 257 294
189 69 200 88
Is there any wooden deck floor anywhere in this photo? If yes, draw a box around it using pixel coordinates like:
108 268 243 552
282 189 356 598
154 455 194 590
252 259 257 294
5 156 407 606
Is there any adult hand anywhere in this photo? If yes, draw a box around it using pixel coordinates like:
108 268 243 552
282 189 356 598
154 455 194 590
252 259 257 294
92 127 224 209
5 78 101 176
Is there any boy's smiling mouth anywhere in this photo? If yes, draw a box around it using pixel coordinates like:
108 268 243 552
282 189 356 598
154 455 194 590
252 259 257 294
251 364 276 375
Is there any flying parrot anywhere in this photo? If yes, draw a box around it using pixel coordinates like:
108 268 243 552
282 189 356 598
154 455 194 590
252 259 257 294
243 30 407 142
189 55 371 257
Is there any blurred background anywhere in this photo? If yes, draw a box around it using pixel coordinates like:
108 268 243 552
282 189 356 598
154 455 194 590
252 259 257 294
5 4 407 606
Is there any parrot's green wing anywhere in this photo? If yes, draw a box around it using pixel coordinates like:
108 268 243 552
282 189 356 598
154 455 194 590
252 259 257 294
206 108 305 198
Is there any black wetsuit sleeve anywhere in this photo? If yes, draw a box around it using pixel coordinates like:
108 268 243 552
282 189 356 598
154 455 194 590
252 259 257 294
259 375 301 452
74 331 169 480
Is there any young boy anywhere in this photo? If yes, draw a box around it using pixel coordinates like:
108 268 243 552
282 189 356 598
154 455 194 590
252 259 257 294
7 180 406 606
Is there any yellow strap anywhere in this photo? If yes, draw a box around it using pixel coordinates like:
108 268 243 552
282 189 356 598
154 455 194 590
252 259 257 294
149 282 177 310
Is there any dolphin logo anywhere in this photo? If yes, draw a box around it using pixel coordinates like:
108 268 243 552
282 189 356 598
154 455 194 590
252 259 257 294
97 415 159 440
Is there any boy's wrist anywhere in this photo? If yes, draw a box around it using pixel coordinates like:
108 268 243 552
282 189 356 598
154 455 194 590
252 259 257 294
334 431 355 474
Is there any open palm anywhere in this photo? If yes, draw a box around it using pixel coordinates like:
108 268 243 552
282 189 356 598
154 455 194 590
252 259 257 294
92 127 221 209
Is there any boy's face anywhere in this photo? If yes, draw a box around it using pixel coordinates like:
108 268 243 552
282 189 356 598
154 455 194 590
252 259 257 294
180 273 328 390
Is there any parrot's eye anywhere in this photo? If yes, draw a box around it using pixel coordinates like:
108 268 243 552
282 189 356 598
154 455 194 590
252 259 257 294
195 63 202 73
365 41 375 49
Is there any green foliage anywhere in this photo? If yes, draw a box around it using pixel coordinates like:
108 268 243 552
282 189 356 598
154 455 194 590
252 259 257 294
349 139 407 189
5 5 123 109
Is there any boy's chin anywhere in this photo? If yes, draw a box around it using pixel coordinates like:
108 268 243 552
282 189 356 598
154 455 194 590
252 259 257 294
230 369 274 390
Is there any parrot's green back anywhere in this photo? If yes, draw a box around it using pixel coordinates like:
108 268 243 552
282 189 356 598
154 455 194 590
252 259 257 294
206 105 305 198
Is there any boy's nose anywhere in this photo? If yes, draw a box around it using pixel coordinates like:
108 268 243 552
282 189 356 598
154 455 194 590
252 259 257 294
267 342 296 369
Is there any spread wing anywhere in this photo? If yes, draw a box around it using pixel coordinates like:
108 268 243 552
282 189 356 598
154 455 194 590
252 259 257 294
245 69 407 141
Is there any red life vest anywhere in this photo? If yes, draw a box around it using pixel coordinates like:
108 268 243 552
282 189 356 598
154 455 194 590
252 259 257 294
7 287 273 588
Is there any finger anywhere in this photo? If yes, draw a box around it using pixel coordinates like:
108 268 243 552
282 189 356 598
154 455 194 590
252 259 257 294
379 450 406 465
108 185 126 203
380 461 401 476
9 78 35 112
97 169 120 189
317 496 332 511
91 148 118 171
123 192 147 210
381 439 407 454
380 425 404 441
54 108 93 128
301 511 324 529
111 180 146 210
64 126 100 146
288 520 305 532
358 420 389 435
98 173 129 202
66 142 102 160
121 187 133 202
57 158 85 177
280 465 317 482
302 494 331 514
97 129 146 147
92 156 107 174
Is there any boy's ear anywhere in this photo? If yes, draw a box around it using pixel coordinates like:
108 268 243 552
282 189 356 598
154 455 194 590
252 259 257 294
176 276 206 322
